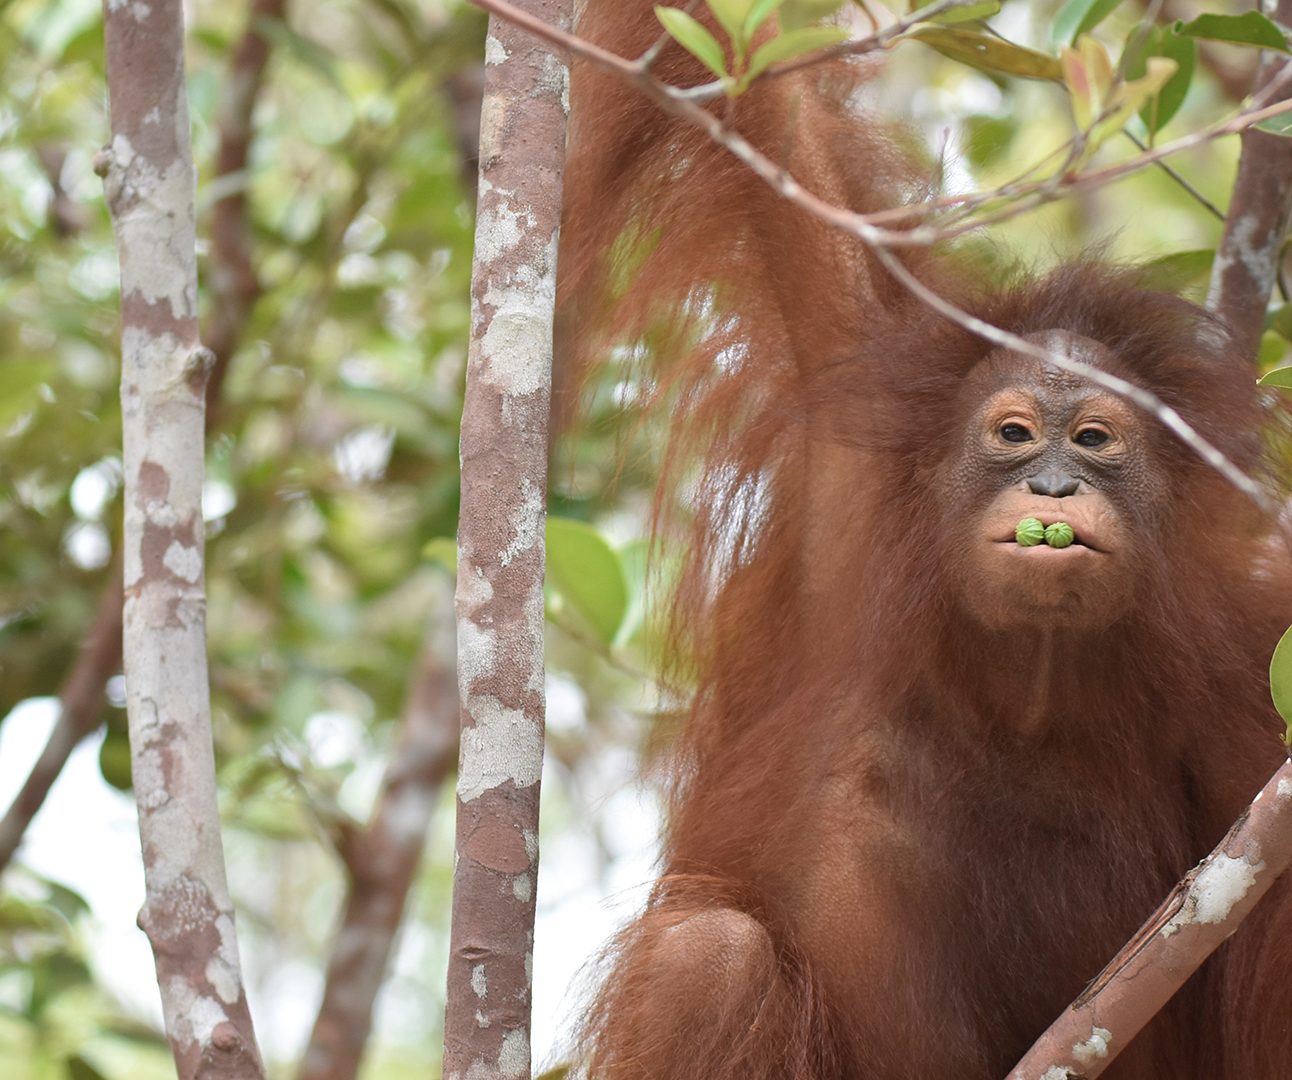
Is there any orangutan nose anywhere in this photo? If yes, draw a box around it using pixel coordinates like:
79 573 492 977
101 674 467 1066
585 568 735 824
1027 470 1080 498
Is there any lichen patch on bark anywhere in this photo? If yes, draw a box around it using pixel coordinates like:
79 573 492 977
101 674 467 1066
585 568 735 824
457 695 544 802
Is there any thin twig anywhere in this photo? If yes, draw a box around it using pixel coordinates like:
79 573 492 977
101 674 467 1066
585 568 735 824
638 0 703 70
1121 129 1224 223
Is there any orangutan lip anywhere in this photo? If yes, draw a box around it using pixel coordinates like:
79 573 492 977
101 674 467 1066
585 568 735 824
995 535 1104 553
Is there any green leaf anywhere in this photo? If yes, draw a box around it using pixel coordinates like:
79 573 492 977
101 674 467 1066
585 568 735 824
962 114 1018 168
1175 12 1289 53
1062 35 1114 130
1122 26 1195 136
1257 364 1292 388
1269 305 1292 343
1269 623 1292 745
1256 110 1292 137
656 7 730 79
780 0 844 30
98 731 133 792
744 0 787 37
1093 55 1178 145
744 25 849 82
922 1 1002 26
1052 0 1123 47
546 518 629 646
1139 249 1213 292
66 1055 111 1080
708 0 752 46
906 27 1063 81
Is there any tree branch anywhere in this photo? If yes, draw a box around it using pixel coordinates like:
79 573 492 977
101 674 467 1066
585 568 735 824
1206 0 1292 361
0 0 280 883
442 1 570 1075
0 572 123 872
299 587 458 1080
205 0 284 421
101 0 263 1071
1007 756 1292 1080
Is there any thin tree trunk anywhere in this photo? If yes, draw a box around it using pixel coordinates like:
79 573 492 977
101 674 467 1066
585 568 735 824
1206 0 1292 360
0 0 280 881
100 1 263 1075
299 583 459 1080
442 4 571 1076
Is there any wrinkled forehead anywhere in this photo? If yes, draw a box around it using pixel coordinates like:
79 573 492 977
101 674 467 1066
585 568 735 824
963 329 1123 408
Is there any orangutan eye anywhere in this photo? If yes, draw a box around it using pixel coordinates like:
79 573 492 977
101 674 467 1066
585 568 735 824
1000 423 1033 444
1075 428 1110 448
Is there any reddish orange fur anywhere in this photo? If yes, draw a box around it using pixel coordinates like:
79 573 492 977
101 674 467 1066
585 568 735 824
558 6 1292 1078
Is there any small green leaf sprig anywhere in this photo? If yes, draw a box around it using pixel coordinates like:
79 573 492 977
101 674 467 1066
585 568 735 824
1015 517 1076 549
654 0 848 95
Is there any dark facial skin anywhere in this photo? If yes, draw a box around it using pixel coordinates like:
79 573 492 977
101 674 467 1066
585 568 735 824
947 331 1168 630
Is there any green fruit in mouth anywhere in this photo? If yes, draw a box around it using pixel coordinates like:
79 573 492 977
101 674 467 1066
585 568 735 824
1015 517 1046 546
1045 521 1075 548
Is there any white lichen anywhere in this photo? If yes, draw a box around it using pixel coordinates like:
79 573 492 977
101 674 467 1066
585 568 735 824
163 540 202 583
499 477 543 568
473 179 535 267
205 914 243 1004
457 617 497 692
471 963 488 999
498 1028 529 1078
105 135 198 319
478 269 557 399
1071 1026 1112 1065
457 696 543 802
1164 854 1264 935
485 35 509 66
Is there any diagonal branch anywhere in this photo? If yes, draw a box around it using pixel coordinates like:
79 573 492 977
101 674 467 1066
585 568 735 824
0 573 123 872
1006 757 1292 1080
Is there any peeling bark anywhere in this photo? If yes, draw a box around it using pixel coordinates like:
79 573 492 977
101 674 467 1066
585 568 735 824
1206 0 1292 361
1006 759 1292 1080
442 5 570 1078
299 585 459 1080
101 1 263 1077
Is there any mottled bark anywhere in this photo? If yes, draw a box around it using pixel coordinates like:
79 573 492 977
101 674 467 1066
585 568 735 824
442 4 570 1077
299 587 458 1080
1206 0 1292 361
1008 759 1292 1080
0 0 279 881
101 0 263 1076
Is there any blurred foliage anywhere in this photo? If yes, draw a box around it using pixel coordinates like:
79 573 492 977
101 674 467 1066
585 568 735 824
0 0 1286 1076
